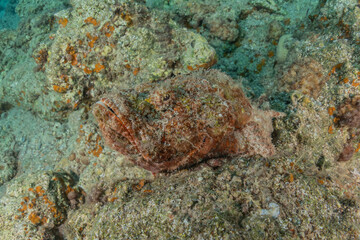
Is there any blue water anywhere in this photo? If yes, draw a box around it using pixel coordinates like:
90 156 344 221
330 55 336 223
0 0 19 29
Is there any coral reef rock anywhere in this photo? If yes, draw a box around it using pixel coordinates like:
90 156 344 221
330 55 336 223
280 57 327 98
45 0 216 116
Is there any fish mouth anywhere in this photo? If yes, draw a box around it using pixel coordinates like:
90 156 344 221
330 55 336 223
95 100 117 116
94 98 134 144
93 98 149 160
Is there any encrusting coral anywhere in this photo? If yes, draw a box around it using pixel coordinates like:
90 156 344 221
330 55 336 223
93 70 282 172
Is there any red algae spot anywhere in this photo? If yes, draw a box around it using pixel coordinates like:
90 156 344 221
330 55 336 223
91 135 103 157
71 54 78 66
84 66 92 74
256 59 266 73
187 65 194 71
58 18 68 27
33 48 48 72
133 179 145 191
84 17 99 26
101 22 115 37
86 33 98 48
92 144 103 157
133 67 140 76
320 16 328 21
186 58 217 72
28 212 41 225
120 12 133 26
41 216 48 225
328 125 334 134
35 186 45 196
73 101 80 109
317 179 325 185
328 107 335 116
289 173 294 183
351 79 360 87
53 85 68 93
355 143 360 153
268 50 274 58
94 63 105 73
328 63 343 76
60 75 69 83
109 197 118 202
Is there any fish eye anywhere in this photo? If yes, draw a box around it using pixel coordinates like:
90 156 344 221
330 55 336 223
163 94 170 101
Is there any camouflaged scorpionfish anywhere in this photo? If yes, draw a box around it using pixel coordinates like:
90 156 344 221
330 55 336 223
93 70 281 172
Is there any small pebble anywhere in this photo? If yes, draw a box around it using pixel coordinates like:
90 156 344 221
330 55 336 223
67 190 77 200
70 199 78 208
81 158 90 165
68 153 76 161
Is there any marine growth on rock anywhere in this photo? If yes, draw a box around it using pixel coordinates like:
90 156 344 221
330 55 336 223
336 95 360 162
93 70 281 172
